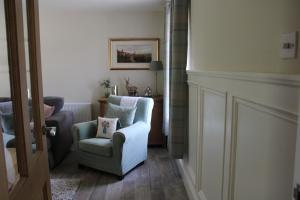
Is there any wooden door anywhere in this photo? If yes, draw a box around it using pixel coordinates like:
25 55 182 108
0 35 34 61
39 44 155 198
0 0 51 199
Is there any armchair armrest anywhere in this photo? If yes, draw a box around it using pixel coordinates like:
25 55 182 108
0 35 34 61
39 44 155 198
72 120 97 142
113 121 150 145
112 121 150 162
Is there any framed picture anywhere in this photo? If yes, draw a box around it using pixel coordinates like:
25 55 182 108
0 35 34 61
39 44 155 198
109 38 160 70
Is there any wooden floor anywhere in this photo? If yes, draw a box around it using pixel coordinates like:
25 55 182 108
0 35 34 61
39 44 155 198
50 148 189 200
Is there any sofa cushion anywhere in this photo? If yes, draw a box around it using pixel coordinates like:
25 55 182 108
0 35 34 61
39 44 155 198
0 97 11 103
0 101 13 113
44 96 64 114
2 133 15 147
105 103 136 128
79 138 113 157
44 104 55 118
0 112 14 135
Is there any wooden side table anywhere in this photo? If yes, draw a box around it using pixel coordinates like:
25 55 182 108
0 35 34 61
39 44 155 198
98 97 109 117
98 96 165 146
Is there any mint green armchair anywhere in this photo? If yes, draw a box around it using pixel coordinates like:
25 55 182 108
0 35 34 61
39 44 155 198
72 96 154 178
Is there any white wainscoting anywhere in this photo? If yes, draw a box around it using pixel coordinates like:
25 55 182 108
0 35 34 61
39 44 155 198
178 70 300 200
62 103 92 123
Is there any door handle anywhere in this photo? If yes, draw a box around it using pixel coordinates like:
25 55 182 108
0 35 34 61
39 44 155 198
42 125 56 136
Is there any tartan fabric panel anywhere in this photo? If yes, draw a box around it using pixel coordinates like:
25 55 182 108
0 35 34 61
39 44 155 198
163 1 171 137
168 0 189 159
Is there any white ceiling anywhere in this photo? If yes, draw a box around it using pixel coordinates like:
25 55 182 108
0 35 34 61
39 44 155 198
40 0 165 11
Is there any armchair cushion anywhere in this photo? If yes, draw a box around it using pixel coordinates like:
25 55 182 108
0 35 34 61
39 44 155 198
105 103 136 128
79 138 113 157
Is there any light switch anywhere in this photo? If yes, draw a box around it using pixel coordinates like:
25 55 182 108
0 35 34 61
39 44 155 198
280 31 298 59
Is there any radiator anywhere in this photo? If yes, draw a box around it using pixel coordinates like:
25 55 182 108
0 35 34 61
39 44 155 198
62 103 92 123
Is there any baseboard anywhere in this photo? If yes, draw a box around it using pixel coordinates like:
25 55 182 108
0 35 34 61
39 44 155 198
176 159 200 200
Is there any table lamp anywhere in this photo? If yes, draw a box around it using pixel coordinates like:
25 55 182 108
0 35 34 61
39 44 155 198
150 61 163 96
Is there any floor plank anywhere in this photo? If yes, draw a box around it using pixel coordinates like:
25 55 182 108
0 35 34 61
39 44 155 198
50 148 188 200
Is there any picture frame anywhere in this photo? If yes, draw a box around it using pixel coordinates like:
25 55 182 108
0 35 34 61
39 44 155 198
109 38 160 70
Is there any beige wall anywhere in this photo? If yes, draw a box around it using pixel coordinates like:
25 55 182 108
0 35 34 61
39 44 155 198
0 5 164 113
39 8 164 103
190 0 300 74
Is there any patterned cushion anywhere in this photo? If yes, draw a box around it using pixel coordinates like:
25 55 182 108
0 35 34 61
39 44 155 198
105 103 136 128
96 117 118 139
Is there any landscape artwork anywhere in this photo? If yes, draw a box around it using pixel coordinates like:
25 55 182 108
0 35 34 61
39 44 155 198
109 38 159 70
117 45 152 63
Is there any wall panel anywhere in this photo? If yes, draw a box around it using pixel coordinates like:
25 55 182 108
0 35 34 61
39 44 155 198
177 70 300 200
199 89 226 200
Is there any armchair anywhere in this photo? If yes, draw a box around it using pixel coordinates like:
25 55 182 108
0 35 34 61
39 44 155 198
72 96 154 177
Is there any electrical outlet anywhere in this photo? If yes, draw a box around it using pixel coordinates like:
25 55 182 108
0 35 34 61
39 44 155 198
280 32 298 59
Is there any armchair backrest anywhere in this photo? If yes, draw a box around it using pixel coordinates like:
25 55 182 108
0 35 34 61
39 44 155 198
107 96 154 125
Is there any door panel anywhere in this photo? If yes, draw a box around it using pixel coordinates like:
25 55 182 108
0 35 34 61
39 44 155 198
0 0 21 192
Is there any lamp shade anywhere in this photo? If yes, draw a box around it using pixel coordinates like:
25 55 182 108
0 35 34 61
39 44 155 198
149 61 163 71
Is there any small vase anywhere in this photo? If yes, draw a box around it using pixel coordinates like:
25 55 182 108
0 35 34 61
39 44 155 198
104 88 110 98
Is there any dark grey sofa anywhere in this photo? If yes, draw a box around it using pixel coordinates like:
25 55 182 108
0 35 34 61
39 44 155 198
0 96 74 168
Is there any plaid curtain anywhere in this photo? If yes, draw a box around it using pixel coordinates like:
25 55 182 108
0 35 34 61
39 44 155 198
165 0 189 158
163 1 171 136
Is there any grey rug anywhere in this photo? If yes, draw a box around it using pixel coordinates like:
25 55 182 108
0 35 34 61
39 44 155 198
51 178 80 200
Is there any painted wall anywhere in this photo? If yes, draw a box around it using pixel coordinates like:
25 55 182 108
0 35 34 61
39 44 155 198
190 0 300 74
0 1 10 97
39 8 164 109
0 4 164 116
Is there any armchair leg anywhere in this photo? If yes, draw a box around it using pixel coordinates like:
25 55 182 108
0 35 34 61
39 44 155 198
118 175 124 180
117 161 145 180
78 164 85 169
139 161 145 166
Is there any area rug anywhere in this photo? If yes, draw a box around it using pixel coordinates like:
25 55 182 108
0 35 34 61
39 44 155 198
51 178 80 200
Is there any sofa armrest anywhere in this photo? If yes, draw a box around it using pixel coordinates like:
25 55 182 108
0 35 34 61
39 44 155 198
46 111 74 165
112 121 150 161
72 120 97 142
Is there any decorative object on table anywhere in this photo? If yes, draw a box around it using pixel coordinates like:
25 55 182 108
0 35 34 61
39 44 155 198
109 38 160 70
110 85 118 96
100 79 111 98
125 77 138 96
51 178 80 200
144 86 152 97
150 61 163 96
